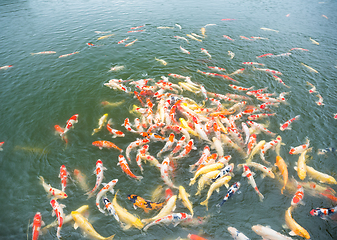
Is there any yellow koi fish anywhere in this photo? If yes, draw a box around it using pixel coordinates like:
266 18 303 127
305 165 337 184
301 63 318 73
200 176 232 210
97 34 114 40
189 162 225 186
195 170 221 196
275 155 288 194
142 195 177 224
186 34 202 42
200 27 206 36
246 140 265 163
179 118 198 136
178 186 194 216
112 191 144 230
296 148 311 180
92 113 108 135
310 37 319 45
285 206 310 239
155 57 167 65
71 211 115 240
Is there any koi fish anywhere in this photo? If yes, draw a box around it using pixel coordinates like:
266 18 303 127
310 37 319 45
306 81 316 94
97 34 114 40
208 66 226 72
125 138 150 162
305 165 337 184
142 195 178 224
92 114 108 135
118 155 143 181
246 134 257 156
173 139 196 160
310 206 337 220
102 196 120 222
54 125 68 143
71 211 115 240
246 121 276 136
39 176 67 199
223 35 234 41
252 225 293 240
239 162 274 179
228 51 235 59
259 136 282 163
289 138 310 154
157 26 173 29
174 36 189 43
178 186 194 216
125 38 138 47
188 234 209 240
73 169 90 192
316 94 324 105
250 36 269 40
242 165 264 201
61 114 78 136
106 119 125 138
280 115 300 131
273 75 290 88
117 37 129 44
295 147 309 180
59 165 70 192
180 46 190 54
242 62 264 66
256 53 274 58
186 34 202 42
322 15 328 19
291 183 304 207
275 155 288 194
127 194 165 213
92 140 123 152
285 206 310 239
50 199 65 239
0 65 13 70
301 63 318 73
58 51 79 58
160 157 178 189
175 24 182 29
290 48 309 51
217 182 241 208
95 31 111 34
200 176 232 210
201 48 211 58
212 163 234 182
143 212 193 231
96 179 118 214
260 27 279 33
221 18 236 21
254 67 282 75
240 36 251 41
112 191 144 230
86 159 107 199
128 30 145 33
31 212 45 240
317 147 336 155
130 25 145 29
108 65 125 72
155 57 167 65
30 51 56 55
248 113 276 121
229 84 253 91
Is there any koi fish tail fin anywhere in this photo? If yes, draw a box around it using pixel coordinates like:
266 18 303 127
30 53 36 55
39 176 45 185
189 164 196 173
107 118 113 125
189 178 196 186
200 199 209 211
258 192 264 202
105 234 115 240
91 128 99 135
136 176 143 181
141 218 153 225
85 191 95 199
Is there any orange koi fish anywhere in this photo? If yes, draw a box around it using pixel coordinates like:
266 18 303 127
275 155 288 194
127 194 165 213
61 114 78 136
92 140 123 152
31 212 45 240
59 165 70 192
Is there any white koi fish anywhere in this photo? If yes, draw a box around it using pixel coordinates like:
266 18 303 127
86 159 107 199
39 176 68 199
180 46 190 54
260 27 279 33
31 51 56 55
50 199 66 239
242 164 264 201
228 226 250 240
160 157 178 189
96 179 118 214
186 34 202 42
155 57 167 65
58 51 79 58
252 224 293 240
310 37 319 45
228 51 235 59
316 94 324 105
143 212 192 231
175 24 182 29
174 36 189 43
108 65 125 72
0 65 13 70
201 48 211 58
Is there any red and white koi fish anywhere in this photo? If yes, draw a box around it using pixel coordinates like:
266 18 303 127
289 138 310 155
242 62 264 66
242 165 264 201
256 96 280 103
143 212 192 231
0 65 13 70
31 212 45 240
180 46 190 54
86 42 97 46
316 94 324 105
59 165 70 192
248 113 276 121
139 153 161 169
102 196 120 222
273 75 290 88
126 138 150 162
136 144 149 172
39 176 67 199
246 87 268 96
157 133 176 157
259 102 279 109
275 53 291 57
31 51 56 55
223 35 234 41
130 25 145 29
162 125 190 141
117 37 130 44
173 139 196 160
174 36 189 43
61 114 78 136
256 53 274 58
201 48 211 58
118 155 143 180
189 145 211 172
250 36 269 40
229 84 253 91
252 225 293 240
242 107 259 115
106 119 125 138
228 51 235 59
247 120 276 136
168 73 190 80
54 125 68 143
221 18 236 21
86 159 107 198
58 51 79 58
306 81 316 94
229 68 245 75
96 179 118 214
160 157 178 189
239 162 274 178
290 48 309 51
280 115 300 131
240 36 251 41
291 183 304 207
122 118 138 133
92 140 123 152
247 134 257 155
260 136 282 162
125 38 138 46
254 67 282 75
127 30 144 33
50 199 65 239
208 66 226 72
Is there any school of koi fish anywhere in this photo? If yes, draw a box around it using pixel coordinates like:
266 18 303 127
6 19 335 240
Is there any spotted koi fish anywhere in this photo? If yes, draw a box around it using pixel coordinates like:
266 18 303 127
291 183 304 207
127 194 165 213
59 165 70 192
280 115 300 131
310 206 337 220
229 84 254 91
242 165 264 201
102 196 120 222
50 199 65 239
92 140 123 152
217 182 241 207
118 155 143 181
86 159 107 199
143 212 193 231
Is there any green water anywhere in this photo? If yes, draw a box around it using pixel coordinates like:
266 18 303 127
1 0 337 239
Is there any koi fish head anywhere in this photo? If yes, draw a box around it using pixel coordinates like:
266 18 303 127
33 212 42 225
96 159 103 166
310 208 320 216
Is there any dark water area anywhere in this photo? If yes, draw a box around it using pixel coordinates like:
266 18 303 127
1 0 337 239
